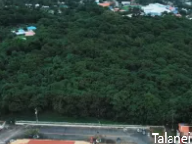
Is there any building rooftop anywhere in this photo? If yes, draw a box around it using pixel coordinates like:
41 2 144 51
27 26 37 31
98 2 111 7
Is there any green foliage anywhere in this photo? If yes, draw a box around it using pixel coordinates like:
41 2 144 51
25 129 39 138
1 1 192 125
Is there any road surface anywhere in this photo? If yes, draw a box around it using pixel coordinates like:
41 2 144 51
0 125 153 144
37 126 153 144
0 126 25 143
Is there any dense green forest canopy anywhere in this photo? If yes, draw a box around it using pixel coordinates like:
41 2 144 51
1 1 192 125
1 0 191 6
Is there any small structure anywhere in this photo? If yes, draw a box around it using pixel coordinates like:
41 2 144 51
178 123 192 136
114 1 119 7
178 123 192 144
121 1 131 5
11 30 16 33
142 3 171 16
95 0 100 3
0 121 6 130
58 9 62 14
114 8 120 12
175 14 182 17
25 4 32 7
59 5 69 8
90 136 102 144
109 6 114 11
18 29 25 32
127 14 133 17
58 1 65 5
182 8 188 12
48 10 55 14
120 9 126 12
12 26 37 39
167 5 178 14
16 29 26 35
185 2 192 6
98 2 111 7
41 5 49 9
27 26 37 31
25 30 35 37
35 4 40 8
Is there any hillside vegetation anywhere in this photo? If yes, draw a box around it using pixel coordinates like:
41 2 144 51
1 1 192 125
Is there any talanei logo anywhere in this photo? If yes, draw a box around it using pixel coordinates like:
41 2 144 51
152 132 191 144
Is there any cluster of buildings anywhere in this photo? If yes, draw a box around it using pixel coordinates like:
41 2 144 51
25 1 68 9
24 0 192 19
142 3 180 16
96 0 182 17
11 26 37 40
24 1 68 14
95 0 140 12
25 3 40 8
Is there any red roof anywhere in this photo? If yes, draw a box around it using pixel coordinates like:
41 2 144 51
98 2 111 7
179 123 189 133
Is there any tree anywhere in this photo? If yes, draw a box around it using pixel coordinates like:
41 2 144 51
1 1 192 125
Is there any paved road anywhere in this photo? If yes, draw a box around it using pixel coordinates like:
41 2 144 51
0 125 153 144
16 121 150 129
36 126 153 144
0 140 5 144
0 126 25 143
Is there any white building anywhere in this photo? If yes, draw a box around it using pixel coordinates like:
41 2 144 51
41 5 50 9
35 4 40 8
48 10 55 14
25 3 32 7
95 0 100 3
121 1 130 5
142 3 170 16
58 9 62 14
58 1 65 4
127 14 133 17
185 1 192 6
114 1 120 7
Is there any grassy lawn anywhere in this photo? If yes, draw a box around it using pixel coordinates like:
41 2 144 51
1 112 125 125
150 127 176 137
166 128 176 137
167 130 176 137
151 127 165 136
